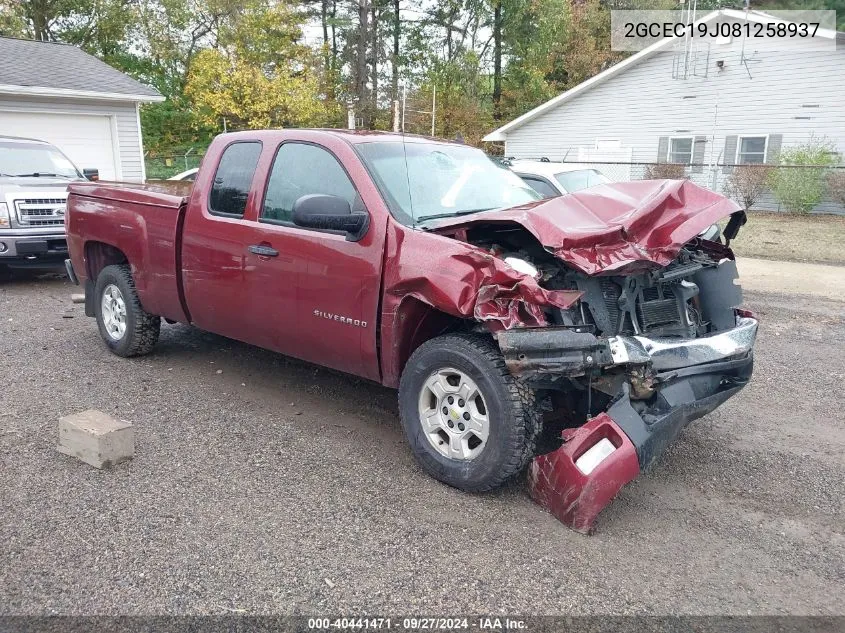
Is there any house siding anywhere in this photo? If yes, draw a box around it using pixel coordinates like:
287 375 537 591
0 95 144 182
502 35 845 213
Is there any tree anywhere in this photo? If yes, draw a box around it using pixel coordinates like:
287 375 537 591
644 163 686 180
826 171 845 208
185 1 339 130
769 137 839 214
723 165 773 211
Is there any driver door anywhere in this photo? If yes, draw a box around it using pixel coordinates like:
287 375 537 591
242 141 381 380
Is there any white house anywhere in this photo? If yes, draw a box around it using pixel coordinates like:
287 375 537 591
484 9 845 213
0 37 164 182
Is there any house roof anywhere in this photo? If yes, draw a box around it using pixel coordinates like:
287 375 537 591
483 9 839 142
0 37 164 103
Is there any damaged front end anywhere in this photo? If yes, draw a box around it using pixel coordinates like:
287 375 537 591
494 246 757 533
420 180 758 533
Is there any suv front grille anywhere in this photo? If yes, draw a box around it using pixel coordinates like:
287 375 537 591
13 197 67 227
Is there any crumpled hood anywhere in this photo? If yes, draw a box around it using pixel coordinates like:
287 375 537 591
429 179 741 275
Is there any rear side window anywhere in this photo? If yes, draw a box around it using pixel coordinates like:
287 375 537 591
262 143 358 225
209 142 262 217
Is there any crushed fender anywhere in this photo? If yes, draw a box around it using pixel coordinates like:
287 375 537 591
382 222 581 329
528 414 640 534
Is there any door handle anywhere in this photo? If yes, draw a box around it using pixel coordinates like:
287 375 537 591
248 244 279 257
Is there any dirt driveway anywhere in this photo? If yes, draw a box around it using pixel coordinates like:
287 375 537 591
1 273 843 615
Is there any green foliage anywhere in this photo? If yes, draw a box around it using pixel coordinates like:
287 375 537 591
185 1 340 130
769 137 839 214
3 0 843 160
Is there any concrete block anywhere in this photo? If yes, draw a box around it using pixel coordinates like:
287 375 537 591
56 409 134 469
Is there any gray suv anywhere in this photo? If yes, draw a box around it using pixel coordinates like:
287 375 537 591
0 136 94 271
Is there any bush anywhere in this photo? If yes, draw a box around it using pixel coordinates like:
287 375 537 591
769 137 839 214
644 163 686 180
723 164 772 210
826 170 845 207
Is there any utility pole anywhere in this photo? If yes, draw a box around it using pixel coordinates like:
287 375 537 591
431 84 436 137
401 83 407 132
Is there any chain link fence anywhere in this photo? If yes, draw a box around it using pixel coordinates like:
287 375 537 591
506 158 845 215
145 152 205 181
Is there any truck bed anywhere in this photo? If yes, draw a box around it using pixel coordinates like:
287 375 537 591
66 181 190 323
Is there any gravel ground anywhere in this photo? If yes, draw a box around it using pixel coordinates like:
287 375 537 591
1 272 843 616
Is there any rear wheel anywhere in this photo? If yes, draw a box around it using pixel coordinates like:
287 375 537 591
398 333 541 492
94 264 160 357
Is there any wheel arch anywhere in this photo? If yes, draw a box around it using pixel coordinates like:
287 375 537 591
84 240 129 283
381 296 471 388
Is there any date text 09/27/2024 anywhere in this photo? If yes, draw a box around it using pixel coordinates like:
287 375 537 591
307 617 528 630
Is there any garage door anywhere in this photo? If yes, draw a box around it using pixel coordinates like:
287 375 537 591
0 110 119 180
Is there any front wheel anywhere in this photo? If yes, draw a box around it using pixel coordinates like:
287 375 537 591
94 264 160 357
398 333 541 492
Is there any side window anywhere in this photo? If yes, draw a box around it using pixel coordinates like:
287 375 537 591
520 176 558 198
737 136 767 164
668 137 693 164
262 143 358 225
209 142 262 217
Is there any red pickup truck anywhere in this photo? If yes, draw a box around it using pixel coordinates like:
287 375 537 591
66 129 757 531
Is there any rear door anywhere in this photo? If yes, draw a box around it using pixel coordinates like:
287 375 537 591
181 140 267 343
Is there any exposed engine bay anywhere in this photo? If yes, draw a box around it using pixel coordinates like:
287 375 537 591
412 180 757 532
459 222 753 458
465 223 742 342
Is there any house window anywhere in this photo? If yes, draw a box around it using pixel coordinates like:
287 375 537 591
668 137 693 164
737 136 767 164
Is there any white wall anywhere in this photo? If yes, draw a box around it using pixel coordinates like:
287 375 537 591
502 35 845 213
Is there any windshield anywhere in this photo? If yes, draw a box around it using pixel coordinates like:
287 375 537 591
356 141 540 225
554 169 610 193
0 141 81 178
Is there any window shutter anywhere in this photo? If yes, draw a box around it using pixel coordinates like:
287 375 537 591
766 134 783 164
723 135 738 173
657 136 669 163
691 136 707 173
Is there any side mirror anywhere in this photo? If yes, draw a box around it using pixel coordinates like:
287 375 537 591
83 168 99 182
292 194 368 239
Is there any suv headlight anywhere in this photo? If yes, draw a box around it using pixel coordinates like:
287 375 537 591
0 203 9 229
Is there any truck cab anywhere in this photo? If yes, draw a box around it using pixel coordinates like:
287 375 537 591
0 136 93 271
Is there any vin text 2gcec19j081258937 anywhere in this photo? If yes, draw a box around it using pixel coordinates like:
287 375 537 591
65 129 757 533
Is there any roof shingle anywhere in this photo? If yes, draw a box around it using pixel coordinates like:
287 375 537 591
0 37 162 101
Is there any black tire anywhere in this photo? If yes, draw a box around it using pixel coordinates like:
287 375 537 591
94 264 160 357
398 333 541 492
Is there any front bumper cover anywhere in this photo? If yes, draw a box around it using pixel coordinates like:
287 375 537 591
509 316 758 533
0 232 68 264
498 316 758 378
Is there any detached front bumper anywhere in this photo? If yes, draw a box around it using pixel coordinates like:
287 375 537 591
498 315 758 533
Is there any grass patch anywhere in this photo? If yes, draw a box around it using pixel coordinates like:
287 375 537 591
723 212 845 265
